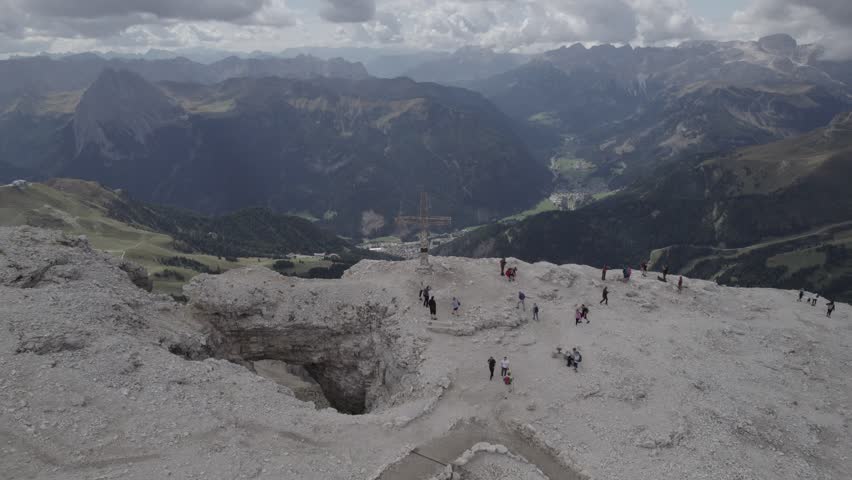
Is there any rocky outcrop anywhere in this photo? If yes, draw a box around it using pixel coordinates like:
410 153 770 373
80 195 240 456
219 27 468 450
185 267 419 414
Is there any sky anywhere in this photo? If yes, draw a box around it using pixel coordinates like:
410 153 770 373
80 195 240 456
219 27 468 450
0 0 851 58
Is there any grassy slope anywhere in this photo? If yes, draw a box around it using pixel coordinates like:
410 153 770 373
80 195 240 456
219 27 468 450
0 182 275 295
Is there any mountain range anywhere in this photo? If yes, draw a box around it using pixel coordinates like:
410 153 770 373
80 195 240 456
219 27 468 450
468 34 852 191
0 53 368 100
4 35 852 298
438 111 852 301
0 68 548 236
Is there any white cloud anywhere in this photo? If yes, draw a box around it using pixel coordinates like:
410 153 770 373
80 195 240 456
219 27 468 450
732 0 852 59
320 0 376 23
1 0 849 59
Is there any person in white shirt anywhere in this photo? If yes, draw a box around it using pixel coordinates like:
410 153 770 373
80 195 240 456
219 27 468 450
500 357 510 377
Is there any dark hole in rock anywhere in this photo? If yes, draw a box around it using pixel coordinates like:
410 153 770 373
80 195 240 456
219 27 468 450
183 278 417 417
251 360 332 410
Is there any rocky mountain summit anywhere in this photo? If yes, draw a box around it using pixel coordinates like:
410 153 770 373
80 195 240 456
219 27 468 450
1 226 850 479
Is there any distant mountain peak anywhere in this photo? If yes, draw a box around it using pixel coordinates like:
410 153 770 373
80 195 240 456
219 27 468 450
757 34 797 54
73 69 183 153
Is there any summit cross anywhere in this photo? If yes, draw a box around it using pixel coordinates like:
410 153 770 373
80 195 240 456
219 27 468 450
396 192 451 272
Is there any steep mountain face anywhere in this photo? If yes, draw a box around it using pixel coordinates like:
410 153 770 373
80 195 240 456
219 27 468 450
3 70 548 236
470 35 852 190
578 82 847 186
0 54 369 97
437 111 852 300
73 69 184 155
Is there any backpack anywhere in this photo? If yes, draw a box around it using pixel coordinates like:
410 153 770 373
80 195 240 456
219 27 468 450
575 353 582 363
504 376 512 385
519 292 525 300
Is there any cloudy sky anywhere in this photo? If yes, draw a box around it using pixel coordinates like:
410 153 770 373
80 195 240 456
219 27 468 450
0 0 850 57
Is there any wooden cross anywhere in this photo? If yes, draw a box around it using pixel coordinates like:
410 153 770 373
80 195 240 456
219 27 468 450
396 192 451 270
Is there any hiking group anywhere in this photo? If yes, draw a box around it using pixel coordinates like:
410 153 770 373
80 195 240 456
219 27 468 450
488 355 515 398
419 284 438 320
798 288 836 317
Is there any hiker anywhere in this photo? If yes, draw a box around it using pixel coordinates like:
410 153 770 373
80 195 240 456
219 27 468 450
510 267 518 282
678 276 684 292
532 303 539 321
581 304 590 324
600 286 609 305
641 262 648 277
422 285 431 307
500 357 510 377
428 296 437 319
575 306 582 326
627 266 632 280
500 257 507 276
571 347 582 372
517 291 526 311
812 295 820 307
662 265 669 282
602 265 608 281
452 297 461 316
827 300 835 318
503 370 514 397
798 288 804 302
488 356 497 380
622 266 628 281
566 351 574 368
505 267 515 282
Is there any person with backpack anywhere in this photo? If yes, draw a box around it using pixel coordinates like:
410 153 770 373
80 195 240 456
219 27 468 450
571 347 582 372
500 356 510 377
488 356 497 380
641 262 648 277
662 265 670 282
452 297 461 316
678 276 684 292
428 296 437 319
500 257 507 276
581 304 590 324
517 291 526 311
812 295 820 307
532 303 539 321
422 286 431 307
798 288 804 302
622 266 628 281
600 286 609 305
826 300 836 318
